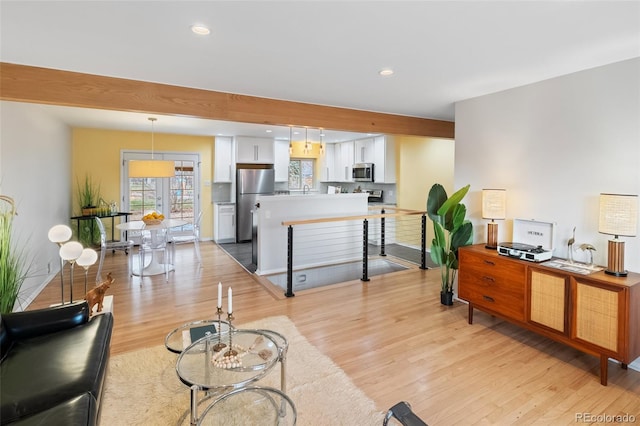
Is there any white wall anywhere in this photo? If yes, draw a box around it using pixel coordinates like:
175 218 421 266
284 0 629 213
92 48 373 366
455 58 640 271
0 101 72 310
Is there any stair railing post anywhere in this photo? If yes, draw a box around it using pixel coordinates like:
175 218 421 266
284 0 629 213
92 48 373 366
420 213 428 270
380 208 386 256
362 219 370 282
285 225 295 297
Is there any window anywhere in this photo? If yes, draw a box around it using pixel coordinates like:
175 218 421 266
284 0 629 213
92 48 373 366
288 158 315 190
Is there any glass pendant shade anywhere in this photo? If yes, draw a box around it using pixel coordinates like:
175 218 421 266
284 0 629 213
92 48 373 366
76 248 98 269
59 241 83 261
48 224 72 244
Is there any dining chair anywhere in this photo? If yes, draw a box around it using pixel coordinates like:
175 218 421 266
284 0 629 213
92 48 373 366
169 211 202 265
139 224 170 282
95 217 133 283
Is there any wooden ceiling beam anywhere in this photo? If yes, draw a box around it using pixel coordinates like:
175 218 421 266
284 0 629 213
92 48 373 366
0 62 454 138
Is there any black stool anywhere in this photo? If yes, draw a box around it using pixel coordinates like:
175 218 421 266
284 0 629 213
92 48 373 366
383 401 428 426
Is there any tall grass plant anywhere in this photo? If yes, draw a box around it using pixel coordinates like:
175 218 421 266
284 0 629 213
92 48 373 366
0 195 32 313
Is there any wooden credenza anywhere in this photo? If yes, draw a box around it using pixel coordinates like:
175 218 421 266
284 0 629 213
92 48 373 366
458 244 640 385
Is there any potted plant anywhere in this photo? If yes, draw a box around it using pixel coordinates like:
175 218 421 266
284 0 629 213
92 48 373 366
77 174 101 216
0 195 32 313
427 183 473 305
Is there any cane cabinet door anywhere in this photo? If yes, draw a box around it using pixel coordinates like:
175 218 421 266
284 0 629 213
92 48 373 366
528 268 569 335
572 278 624 356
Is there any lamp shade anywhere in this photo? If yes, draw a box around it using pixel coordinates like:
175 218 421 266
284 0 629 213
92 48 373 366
129 160 175 178
598 193 638 237
59 241 84 261
48 224 72 244
76 248 98 269
482 189 506 220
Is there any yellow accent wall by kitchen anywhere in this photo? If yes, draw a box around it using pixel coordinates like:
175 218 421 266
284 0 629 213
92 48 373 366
396 135 455 247
71 128 214 238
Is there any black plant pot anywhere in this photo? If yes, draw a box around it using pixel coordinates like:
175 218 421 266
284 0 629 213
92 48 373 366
440 291 454 306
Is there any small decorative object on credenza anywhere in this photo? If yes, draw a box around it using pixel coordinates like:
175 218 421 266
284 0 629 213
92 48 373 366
598 193 638 277
482 189 506 249
85 273 114 316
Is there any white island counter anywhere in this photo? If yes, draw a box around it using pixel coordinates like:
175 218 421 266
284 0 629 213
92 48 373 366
254 193 368 275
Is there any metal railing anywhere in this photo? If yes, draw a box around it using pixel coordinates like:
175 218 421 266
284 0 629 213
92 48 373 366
281 208 428 297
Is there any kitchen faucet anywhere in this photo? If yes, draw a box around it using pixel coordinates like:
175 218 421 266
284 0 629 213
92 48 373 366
303 185 310 194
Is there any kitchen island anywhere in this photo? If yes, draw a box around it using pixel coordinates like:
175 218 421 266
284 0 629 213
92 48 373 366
254 193 368 275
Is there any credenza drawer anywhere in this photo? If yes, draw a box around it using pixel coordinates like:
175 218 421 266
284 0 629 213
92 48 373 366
459 249 526 321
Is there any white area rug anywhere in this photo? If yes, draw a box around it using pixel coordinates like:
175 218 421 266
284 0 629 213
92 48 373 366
101 316 384 425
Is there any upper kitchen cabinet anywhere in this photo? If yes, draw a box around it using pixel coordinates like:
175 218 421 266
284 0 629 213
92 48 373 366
319 143 336 182
235 136 275 164
354 137 375 163
336 141 354 182
214 136 234 182
274 140 290 182
373 135 396 183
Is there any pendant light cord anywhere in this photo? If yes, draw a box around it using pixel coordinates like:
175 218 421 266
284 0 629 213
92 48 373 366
148 117 157 160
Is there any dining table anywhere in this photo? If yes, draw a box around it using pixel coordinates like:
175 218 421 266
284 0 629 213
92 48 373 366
115 218 188 276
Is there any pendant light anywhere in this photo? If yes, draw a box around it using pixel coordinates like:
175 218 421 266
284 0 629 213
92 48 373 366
319 128 325 155
129 118 175 178
303 127 310 154
289 126 293 155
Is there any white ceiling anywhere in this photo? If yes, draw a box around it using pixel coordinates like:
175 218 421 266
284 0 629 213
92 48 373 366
1 1 639 141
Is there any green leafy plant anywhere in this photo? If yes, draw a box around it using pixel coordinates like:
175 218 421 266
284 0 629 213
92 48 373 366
427 183 473 296
77 174 101 209
0 195 32 313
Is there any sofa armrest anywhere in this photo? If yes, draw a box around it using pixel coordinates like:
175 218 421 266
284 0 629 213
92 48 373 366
2 301 90 341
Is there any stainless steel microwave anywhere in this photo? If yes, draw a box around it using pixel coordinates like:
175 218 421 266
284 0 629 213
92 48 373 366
352 163 374 182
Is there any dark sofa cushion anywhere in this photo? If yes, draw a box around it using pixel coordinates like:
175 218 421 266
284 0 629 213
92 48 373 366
5 393 97 426
0 313 113 424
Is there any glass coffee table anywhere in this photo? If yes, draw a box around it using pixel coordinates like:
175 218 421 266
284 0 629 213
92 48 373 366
175 328 291 425
165 319 233 354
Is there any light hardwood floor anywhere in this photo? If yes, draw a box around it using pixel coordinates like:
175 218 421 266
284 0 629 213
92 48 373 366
30 242 640 424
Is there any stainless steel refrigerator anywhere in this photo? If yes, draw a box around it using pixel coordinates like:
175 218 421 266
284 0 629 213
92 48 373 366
236 167 275 242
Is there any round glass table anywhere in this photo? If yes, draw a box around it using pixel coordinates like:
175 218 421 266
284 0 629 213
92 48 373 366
165 319 233 354
176 328 290 425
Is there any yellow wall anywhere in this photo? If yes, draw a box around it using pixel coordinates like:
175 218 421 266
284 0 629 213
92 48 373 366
396 135 455 247
71 128 214 238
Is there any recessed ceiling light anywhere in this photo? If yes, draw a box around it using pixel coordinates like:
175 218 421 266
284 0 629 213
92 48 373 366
266 129 272 133
191 24 210 35
379 68 394 76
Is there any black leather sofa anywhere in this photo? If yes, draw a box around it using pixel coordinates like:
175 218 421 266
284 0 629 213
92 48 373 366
1 301 113 425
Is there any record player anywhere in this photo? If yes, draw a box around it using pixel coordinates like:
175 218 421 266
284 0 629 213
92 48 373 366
497 219 556 262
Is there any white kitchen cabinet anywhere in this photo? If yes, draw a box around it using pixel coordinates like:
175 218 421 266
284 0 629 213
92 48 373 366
235 136 275 164
373 135 396 183
354 137 375 163
213 136 234 182
319 143 336 182
214 203 236 243
337 141 354 182
274 140 290 182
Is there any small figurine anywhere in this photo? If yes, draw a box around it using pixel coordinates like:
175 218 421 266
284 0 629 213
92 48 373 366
579 243 597 266
567 227 576 263
85 273 114 316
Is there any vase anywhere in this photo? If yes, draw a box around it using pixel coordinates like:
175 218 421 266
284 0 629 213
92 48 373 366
440 291 454 306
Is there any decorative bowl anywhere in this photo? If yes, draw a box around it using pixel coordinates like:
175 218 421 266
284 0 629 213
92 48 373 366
142 218 163 225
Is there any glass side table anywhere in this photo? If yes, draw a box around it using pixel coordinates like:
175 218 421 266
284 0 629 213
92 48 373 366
197 386 296 425
176 329 290 425
165 319 233 354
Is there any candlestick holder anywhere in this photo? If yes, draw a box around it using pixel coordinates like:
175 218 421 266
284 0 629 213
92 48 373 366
224 312 237 357
212 306 227 352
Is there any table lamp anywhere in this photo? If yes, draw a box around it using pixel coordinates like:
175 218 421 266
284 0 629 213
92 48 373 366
482 189 506 249
48 224 73 304
77 248 98 295
59 241 84 303
598 193 638 276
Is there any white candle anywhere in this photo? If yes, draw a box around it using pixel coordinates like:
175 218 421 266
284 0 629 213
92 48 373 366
217 282 222 308
228 287 233 313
